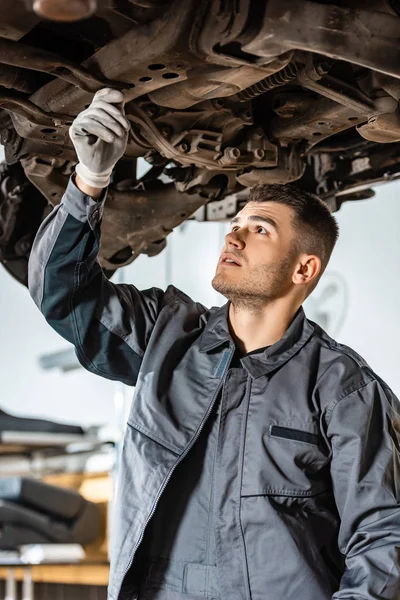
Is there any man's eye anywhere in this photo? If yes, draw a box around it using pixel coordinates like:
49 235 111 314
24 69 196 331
231 226 240 232
256 226 267 234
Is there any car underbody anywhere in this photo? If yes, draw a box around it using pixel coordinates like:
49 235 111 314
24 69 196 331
1 0 400 285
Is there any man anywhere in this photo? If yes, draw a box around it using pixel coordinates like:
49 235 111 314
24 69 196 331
28 88 400 600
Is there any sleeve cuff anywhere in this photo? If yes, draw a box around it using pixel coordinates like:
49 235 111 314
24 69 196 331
61 174 107 227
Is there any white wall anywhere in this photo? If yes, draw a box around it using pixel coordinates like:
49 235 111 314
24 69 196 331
1 169 400 428
0 205 223 427
307 183 400 392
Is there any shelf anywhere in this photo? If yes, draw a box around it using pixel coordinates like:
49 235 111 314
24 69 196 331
0 563 109 586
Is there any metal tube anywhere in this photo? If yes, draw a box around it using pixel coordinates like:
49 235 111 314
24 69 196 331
0 65 36 94
0 38 125 93
0 90 70 126
32 0 97 21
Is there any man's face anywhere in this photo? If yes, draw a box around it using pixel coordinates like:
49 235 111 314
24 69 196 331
212 201 300 305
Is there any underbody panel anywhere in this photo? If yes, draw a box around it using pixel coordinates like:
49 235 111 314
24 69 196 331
1 0 400 284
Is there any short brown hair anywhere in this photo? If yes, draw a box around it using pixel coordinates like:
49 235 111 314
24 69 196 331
247 184 339 284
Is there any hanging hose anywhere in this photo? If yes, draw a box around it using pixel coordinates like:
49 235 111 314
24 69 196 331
238 62 301 102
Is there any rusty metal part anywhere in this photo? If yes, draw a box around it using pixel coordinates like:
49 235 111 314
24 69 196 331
242 0 400 80
262 54 380 117
312 130 369 153
0 165 25 245
238 62 301 102
148 54 293 109
195 0 262 68
374 72 400 101
0 161 48 287
27 0 220 117
217 143 277 168
32 0 97 21
125 101 260 170
310 139 400 205
0 38 127 94
0 90 71 127
0 108 75 166
236 145 306 187
101 183 207 268
21 156 75 205
20 155 208 268
357 110 400 143
267 57 398 147
298 72 376 116
170 166 239 199
125 93 275 172
269 93 368 149
0 65 37 94
192 191 247 222
6 0 400 287
126 103 223 167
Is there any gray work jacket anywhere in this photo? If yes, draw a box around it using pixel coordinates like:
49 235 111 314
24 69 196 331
28 178 400 600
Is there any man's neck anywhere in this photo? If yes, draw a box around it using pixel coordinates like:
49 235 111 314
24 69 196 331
228 299 300 354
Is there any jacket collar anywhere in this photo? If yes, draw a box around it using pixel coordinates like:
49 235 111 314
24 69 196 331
199 303 315 378
199 302 232 353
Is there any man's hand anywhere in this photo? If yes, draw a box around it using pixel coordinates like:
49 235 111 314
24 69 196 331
69 88 130 190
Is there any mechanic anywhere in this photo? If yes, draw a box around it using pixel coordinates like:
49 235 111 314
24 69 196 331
28 88 400 600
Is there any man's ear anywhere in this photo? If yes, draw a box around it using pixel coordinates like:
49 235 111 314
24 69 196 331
292 255 321 286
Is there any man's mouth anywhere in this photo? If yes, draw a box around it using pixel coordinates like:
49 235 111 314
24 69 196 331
220 253 242 266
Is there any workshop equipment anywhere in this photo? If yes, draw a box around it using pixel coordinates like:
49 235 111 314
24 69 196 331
0 478 100 548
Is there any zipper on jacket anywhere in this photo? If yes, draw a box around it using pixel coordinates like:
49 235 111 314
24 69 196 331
116 346 234 600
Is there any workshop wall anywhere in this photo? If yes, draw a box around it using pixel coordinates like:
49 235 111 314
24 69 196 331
1 149 400 428
0 217 224 427
307 183 400 393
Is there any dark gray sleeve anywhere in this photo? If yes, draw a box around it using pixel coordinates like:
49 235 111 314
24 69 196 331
327 379 400 599
28 176 166 386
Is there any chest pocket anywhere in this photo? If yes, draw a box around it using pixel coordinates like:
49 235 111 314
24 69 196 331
241 418 332 497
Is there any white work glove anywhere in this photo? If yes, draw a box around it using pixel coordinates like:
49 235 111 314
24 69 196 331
69 88 130 189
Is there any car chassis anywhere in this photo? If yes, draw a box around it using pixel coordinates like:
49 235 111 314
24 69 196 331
1 0 400 284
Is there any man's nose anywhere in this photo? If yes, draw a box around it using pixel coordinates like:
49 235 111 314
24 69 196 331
225 230 245 250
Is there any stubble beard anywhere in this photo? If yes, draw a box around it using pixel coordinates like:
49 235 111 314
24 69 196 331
212 255 295 311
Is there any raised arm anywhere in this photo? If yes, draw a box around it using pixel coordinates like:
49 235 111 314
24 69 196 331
28 89 165 386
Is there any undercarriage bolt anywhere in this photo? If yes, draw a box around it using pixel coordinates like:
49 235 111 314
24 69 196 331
241 109 253 120
32 0 97 21
177 142 189 153
315 62 332 78
220 146 241 165
225 147 241 159
253 148 265 160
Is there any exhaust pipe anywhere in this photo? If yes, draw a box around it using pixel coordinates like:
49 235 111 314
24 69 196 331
31 0 97 21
